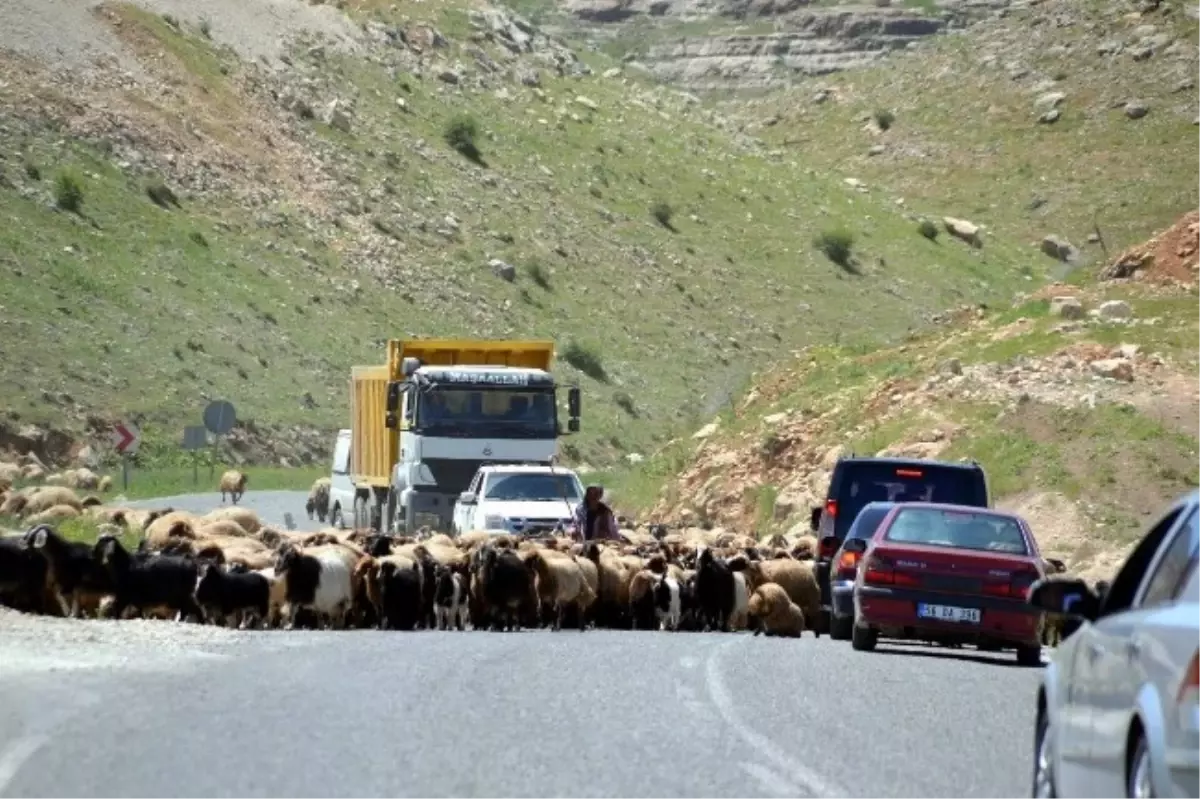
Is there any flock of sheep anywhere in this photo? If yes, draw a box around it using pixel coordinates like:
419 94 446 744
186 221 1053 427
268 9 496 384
0 469 824 637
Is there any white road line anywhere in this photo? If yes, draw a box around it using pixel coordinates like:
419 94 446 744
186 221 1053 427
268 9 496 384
0 734 49 797
705 638 849 799
740 761 805 798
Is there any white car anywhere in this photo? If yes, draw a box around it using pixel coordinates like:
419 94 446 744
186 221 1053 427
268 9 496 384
1029 489 1199 798
452 465 583 536
327 429 357 529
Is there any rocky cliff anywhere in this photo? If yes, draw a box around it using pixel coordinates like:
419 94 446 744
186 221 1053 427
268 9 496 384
558 0 1011 91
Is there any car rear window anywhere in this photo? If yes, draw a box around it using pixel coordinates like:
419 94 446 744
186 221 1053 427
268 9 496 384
884 507 1029 555
832 462 988 537
846 504 893 541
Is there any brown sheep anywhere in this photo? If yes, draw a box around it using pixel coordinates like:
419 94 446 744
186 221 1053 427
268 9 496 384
729 555 821 637
22 487 84 517
747 582 806 638
219 469 248 504
791 535 818 561
205 506 261 535
524 549 596 631
628 568 660 629
98 475 113 493
26 505 82 526
144 510 202 549
306 477 332 523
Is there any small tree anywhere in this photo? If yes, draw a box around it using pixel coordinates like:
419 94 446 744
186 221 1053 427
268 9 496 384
651 200 674 229
874 109 896 131
917 218 939 241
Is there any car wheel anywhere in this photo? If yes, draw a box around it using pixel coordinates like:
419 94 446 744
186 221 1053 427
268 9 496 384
1127 732 1153 798
1017 644 1043 667
851 618 877 652
1032 710 1057 798
830 614 853 641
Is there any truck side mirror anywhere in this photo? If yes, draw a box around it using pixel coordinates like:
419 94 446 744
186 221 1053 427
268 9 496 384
568 386 581 418
386 381 402 413
385 413 398 430
567 418 580 433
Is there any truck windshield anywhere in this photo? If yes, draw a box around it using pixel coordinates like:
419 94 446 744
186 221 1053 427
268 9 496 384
484 473 583 502
417 387 557 438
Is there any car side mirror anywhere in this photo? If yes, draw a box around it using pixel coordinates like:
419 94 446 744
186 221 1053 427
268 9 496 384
459 492 476 505
1045 557 1066 574
1027 577 1100 621
810 506 823 533
840 537 867 556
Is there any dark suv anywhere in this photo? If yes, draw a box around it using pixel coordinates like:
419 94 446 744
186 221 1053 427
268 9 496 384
811 456 991 635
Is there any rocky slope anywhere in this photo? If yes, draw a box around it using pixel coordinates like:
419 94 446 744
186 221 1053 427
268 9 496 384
611 212 1199 583
0 0 1044 470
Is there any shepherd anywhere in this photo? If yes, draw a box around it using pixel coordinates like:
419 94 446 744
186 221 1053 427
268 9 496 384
571 485 621 542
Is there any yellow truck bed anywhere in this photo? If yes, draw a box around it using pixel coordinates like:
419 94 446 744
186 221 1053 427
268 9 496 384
387 338 554 375
350 364 395 488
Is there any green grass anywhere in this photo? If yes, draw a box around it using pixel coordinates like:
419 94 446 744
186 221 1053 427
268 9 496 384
8 464 323 502
0 514 141 550
736 0 1198 267
0 0 1050 471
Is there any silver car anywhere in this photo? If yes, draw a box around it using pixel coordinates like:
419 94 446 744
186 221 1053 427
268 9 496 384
1029 489 1199 798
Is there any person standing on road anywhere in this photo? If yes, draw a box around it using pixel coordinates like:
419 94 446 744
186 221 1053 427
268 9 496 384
572 485 621 542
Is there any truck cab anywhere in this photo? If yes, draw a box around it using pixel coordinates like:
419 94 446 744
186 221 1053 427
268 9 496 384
452 464 584 536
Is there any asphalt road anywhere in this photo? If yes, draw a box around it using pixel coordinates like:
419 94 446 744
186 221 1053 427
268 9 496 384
0 489 1044 797
124 489 311 530
0 630 1043 798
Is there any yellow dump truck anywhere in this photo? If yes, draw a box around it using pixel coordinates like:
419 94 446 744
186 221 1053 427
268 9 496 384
348 338 581 533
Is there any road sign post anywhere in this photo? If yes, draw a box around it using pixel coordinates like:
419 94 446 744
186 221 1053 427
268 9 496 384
202 400 237 482
110 421 141 491
182 425 209 488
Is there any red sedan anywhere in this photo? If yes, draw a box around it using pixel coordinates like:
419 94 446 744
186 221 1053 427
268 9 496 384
843 502 1049 666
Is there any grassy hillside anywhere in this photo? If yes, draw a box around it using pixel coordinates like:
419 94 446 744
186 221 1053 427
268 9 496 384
0 0 1049 469
609 240 1199 581
727 0 1199 264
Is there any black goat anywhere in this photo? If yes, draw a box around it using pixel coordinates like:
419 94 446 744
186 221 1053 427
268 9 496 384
94 534 202 621
22 524 112 618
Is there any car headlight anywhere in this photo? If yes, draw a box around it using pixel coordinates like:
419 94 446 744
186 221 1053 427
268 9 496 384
483 515 507 530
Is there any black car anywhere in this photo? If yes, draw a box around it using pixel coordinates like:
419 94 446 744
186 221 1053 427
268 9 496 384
826 501 897 640
811 456 991 634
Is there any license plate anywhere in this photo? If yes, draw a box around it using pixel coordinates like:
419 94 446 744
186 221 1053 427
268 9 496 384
917 603 981 624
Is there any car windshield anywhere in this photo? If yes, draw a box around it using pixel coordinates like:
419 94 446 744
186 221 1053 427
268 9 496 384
483 473 583 502
885 507 1030 555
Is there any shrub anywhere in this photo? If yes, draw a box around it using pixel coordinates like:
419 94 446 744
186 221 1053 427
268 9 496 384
651 200 674 229
444 115 482 163
54 171 84 213
526 260 551 290
146 181 179 209
917 218 939 241
813 227 855 268
561 340 608 383
613 390 638 417
874 109 896 131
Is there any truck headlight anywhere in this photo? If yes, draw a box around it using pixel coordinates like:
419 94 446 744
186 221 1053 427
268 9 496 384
483 515 507 531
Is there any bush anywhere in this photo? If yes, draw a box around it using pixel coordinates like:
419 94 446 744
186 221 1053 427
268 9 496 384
613 390 638 417
526 260 551 290
813 227 855 268
917 218 939 241
444 115 482 163
561 340 608 383
54 171 83 213
652 200 672 229
874 109 896 131
651 200 674 229
146 181 179 209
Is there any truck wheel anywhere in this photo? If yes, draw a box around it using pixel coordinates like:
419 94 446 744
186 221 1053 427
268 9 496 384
385 492 397 535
